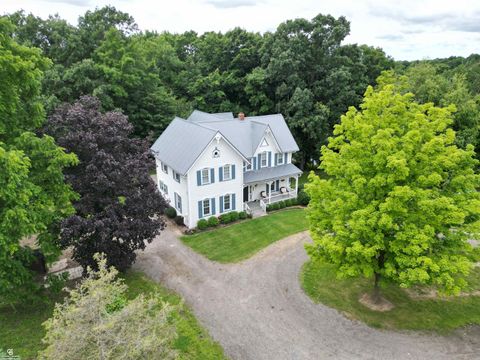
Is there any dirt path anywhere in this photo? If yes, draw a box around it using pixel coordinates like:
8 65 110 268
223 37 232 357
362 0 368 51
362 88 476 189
133 226 480 360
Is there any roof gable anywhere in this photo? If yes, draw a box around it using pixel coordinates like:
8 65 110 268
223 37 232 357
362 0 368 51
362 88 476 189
151 117 216 175
151 111 299 173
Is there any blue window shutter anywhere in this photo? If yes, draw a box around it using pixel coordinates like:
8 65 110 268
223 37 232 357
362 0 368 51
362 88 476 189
210 168 215 183
197 170 201 186
174 192 177 209
276 180 279 191
231 164 235 179
253 157 257 170
220 196 224 213
284 153 288 164
219 166 223 181
211 198 216 215
268 152 272 167
232 193 236 210
274 153 278 166
198 201 203 218
258 153 261 168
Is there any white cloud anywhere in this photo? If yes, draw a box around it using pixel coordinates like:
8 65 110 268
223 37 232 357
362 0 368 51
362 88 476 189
2 0 479 60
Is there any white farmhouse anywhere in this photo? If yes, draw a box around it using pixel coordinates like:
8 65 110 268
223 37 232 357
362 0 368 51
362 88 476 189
151 110 302 228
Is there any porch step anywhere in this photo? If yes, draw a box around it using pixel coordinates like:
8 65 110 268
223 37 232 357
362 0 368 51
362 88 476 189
247 201 267 218
251 209 267 218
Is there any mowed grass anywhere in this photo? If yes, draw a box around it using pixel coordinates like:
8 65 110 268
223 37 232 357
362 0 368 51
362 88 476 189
302 260 480 331
123 272 226 359
182 208 308 263
0 272 225 360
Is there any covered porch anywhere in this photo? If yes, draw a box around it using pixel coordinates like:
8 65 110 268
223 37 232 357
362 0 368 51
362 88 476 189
242 163 302 215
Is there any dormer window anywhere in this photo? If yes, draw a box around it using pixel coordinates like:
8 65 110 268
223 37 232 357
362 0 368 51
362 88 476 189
212 147 220 158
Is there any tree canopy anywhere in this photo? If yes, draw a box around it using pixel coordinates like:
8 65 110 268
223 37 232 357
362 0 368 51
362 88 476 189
306 74 480 298
0 18 78 304
44 96 167 272
3 7 394 168
40 254 177 360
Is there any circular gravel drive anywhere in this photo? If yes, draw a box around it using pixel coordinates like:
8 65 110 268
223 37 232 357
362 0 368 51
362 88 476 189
133 225 480 360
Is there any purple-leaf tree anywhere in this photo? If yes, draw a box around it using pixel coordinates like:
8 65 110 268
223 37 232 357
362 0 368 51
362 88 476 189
44 96 166 272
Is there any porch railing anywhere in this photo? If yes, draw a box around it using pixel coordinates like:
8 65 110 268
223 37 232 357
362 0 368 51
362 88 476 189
263 190 297 205
244 202 252 215
259 199 267 212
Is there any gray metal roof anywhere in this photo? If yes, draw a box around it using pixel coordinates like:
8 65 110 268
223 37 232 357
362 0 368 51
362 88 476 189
244 163 302 184
191 113 299 157
151 111 300 175
151 117 216 175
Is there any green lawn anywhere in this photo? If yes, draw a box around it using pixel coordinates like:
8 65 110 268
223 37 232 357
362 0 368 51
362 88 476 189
0 272 225 360
181 208 308 263
301 260 480 332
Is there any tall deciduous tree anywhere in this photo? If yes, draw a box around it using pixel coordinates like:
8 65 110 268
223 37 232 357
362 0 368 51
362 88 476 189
44 96 166 272
306 77 480 302
0 19 78 304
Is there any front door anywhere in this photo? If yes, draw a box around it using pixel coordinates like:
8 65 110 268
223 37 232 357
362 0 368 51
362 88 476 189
265 183 269 195
243 186 249 202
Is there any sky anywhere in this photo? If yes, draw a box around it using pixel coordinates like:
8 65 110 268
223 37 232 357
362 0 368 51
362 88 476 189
2 0 480 60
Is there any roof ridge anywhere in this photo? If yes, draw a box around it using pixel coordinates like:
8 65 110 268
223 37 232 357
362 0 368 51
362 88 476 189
176 117 217 133
190 109 229 122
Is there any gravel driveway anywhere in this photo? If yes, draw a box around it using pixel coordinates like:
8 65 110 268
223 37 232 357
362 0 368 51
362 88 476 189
133 225 480 360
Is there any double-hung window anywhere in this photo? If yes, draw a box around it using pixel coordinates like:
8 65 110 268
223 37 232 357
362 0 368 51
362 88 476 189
175 193 182 213
162 163 168 174
201 168 210 185
244 160 252 172
173 170 181 183
159 180 168 194
223 164 231 180
223 194 231 211
276 153 284 165
203 199 211 216
260 152 267 168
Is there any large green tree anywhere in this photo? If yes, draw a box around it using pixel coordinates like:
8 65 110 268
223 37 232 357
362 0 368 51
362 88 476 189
306 76 480 301
400 63 480 154
0 19 78 304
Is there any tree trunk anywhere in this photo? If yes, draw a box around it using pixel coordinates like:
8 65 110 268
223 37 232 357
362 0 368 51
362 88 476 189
372 251 385 304
372 272 382 304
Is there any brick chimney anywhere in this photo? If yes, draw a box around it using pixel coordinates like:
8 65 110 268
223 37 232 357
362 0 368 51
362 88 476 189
238 112 245 120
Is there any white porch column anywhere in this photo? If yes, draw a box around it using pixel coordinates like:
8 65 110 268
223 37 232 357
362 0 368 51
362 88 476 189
268 181 272 203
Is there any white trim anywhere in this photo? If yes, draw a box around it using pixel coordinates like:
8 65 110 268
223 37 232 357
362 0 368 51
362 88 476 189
260 152 267 168
185 131 250 175
202 198 211 217
244 159 253 172
252 125 282 155
223 164 232 180
161 162 168 174
173 170 181 183
275 153 284 165
201 168 210 185
223 193 232 212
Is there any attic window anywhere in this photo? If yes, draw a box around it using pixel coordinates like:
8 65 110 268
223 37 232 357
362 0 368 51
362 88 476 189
212 147 220 158
260 138 269 147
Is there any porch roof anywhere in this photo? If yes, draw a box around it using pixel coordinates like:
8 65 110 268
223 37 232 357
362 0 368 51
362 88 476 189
244 163 302 184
